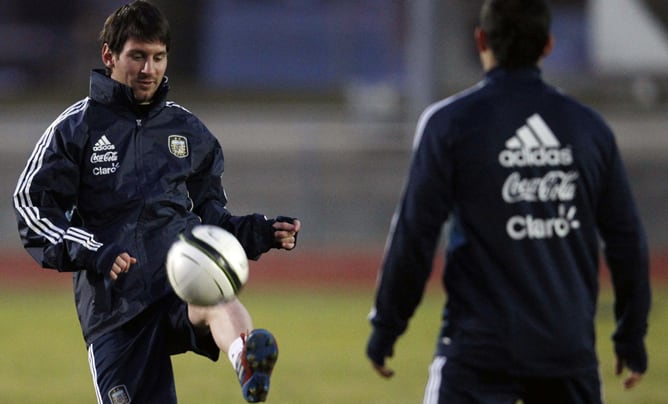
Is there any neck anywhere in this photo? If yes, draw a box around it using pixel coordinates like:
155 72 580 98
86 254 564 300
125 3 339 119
480 50 497 72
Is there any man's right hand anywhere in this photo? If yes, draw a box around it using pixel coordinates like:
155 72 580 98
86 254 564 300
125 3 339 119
616 356 644 389
109 252 137 281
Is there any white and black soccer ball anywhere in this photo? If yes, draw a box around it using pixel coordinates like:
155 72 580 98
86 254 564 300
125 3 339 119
166 225 249 306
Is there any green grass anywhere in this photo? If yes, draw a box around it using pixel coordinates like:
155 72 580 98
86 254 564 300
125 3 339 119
0 285 666 403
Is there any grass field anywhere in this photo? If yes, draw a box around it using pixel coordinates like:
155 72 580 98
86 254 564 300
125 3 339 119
0 282 666 403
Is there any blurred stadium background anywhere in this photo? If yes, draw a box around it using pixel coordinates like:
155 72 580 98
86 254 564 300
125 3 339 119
1 0 666 264
1 1 667 402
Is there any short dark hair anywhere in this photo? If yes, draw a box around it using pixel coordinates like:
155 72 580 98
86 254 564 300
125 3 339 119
480 0 551 68
99 0 171 55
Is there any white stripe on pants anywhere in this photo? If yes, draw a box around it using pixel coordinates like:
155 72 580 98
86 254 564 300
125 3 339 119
423 356 447 404
88 344 103 404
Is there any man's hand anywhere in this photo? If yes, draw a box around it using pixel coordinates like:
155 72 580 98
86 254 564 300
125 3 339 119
371 360 395 379
616 356 644 389
109 252 137 281
273 217 301 250
366 330 397 379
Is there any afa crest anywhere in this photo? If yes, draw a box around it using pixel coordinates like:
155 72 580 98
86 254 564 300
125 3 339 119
168 135 189 158
108 385 131 404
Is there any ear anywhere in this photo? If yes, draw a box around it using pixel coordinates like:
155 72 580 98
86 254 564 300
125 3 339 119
474 27 488 52
101 43 115 69
542 35 555 59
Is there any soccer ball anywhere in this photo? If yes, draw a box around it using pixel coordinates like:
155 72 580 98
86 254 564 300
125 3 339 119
166 225 249 306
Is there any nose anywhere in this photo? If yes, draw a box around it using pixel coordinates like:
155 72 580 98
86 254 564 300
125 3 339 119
141 59 156 75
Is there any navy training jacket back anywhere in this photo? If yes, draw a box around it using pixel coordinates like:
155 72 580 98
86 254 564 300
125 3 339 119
373 67 649 377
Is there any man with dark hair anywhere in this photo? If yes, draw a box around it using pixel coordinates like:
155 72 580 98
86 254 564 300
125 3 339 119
13 1 300 403
366 0 651 402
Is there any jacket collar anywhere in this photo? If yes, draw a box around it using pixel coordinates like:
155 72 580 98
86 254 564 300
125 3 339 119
88 69 170 117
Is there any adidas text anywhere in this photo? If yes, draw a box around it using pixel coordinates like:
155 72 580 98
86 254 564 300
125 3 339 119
93 143 115 151
499 147 573 168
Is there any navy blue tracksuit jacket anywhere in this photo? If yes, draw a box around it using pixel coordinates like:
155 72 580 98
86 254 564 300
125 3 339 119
14 69 278 345
370 67 650 377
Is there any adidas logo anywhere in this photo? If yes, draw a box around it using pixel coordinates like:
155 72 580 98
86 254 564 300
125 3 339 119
93 135 115 152
498 113 572 168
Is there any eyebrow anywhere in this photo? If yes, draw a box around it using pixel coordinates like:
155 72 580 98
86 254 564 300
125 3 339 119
127 49 168 56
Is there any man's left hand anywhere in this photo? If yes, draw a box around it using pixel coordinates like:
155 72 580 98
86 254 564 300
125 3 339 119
273 218 300 250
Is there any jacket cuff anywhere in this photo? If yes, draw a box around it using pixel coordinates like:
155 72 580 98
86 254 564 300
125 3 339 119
366 328 399 366
614 340 648 373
